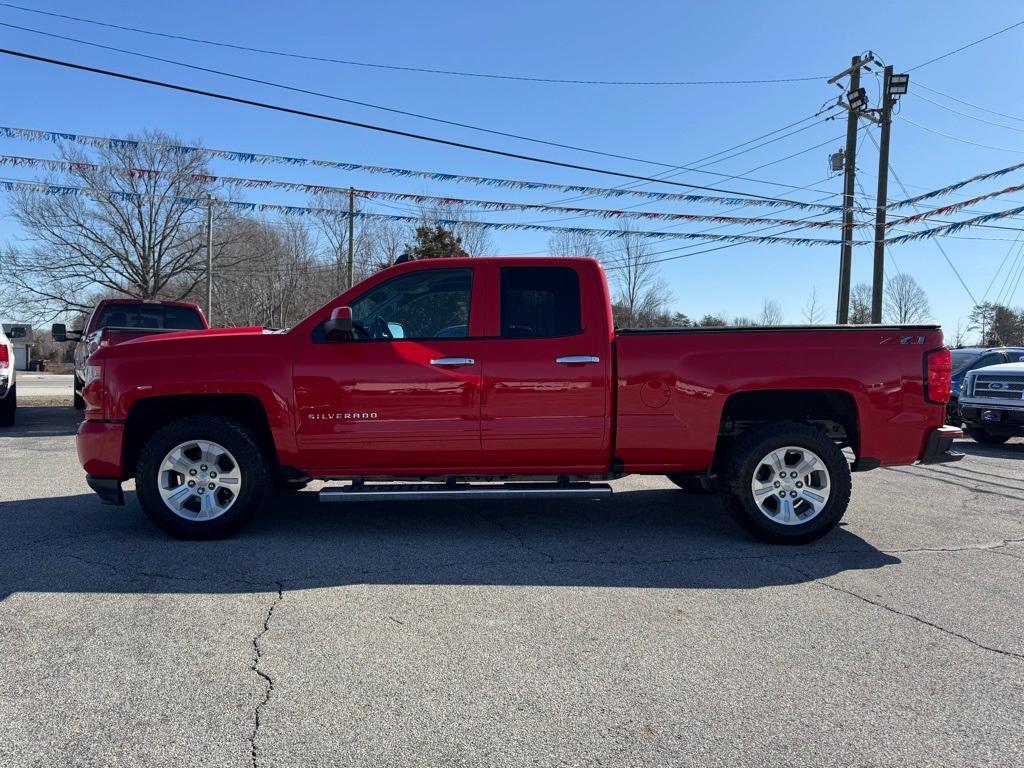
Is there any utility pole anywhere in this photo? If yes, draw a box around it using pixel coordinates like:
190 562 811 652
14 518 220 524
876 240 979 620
835 55 861 324
870 65 895 323
205 198 214 326
347 187 355 289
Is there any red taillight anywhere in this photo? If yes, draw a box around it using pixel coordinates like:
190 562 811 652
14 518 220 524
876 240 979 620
0 345 8 367
925 347 952 404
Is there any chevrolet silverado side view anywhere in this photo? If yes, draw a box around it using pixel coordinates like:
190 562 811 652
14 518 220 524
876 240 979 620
76 257 962 542
53 298 208 409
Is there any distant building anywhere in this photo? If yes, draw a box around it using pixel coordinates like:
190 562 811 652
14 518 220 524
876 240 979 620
1 323 33 370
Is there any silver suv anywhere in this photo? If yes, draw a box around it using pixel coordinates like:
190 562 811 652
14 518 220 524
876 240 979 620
0 326 15 427
959 362 1024 444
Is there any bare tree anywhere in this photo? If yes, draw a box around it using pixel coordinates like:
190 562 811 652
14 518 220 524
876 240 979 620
196 217 327 328
606 224 671 327
802 287 826 324
416 201 492 257
364 217 408 272
950 317 969 347
884 273 931 324
0 131 230 321
547 230 606 260
758 299 785 326
850 282 872 324
310 191 374 292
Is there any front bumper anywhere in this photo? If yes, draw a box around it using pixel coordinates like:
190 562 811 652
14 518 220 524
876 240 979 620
77 419 126 479
919 425 964 464
960 400 1024 435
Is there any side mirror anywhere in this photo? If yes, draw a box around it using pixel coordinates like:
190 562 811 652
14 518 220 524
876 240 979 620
323 306 354 340
52 323 67 342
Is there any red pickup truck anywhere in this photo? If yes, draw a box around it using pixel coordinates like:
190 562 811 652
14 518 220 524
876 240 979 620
53 299 208 409
76 257 961 543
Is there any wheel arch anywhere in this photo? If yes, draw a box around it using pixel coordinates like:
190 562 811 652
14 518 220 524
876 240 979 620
714 388 861 468
122 394 277 478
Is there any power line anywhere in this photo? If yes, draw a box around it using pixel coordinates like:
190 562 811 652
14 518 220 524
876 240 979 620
0 46 850 208
868 130 978 306
914 82 1024 123
0 20 849 196
908 18 1024 71
0 3 826 86
908 90 1024 133
898 116 1024 153
981 231 1021 301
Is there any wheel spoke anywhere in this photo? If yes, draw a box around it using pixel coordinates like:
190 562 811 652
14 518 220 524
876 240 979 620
165 484 194 511
779 497 795 523
158 439 242 522
749 444 832 527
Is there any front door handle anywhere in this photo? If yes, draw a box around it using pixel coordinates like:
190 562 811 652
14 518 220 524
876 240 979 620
430 357 475 366
556 356 600 365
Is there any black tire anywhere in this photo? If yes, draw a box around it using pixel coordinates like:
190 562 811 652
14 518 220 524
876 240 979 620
966 427 1011 445
0 384 15 427
135 415 271 539
73 380 85 410
666 473 715 493
718 421 851 544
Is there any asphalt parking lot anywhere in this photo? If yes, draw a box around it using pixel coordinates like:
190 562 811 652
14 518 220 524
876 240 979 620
1 405 1022 768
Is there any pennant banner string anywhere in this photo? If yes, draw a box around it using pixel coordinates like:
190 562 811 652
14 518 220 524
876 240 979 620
886 181 1024 226
0 125 847 212
886 204 1024 244
887 160 1024 211
0 154 861 229
0 178 866 246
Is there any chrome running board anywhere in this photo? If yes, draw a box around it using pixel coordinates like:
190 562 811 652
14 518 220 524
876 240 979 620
319 481 612 503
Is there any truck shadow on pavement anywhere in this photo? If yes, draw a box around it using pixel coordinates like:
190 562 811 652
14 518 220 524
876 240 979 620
0 485 899 597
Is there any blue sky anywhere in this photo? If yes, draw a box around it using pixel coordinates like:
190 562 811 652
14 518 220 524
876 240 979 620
1 0 1023 334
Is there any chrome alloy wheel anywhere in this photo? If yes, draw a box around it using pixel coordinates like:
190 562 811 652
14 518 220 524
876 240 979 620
749 445 831 526
157 440 242 521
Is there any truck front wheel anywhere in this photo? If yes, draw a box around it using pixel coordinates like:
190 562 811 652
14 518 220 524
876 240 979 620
719 422 851 544
135 415 270 539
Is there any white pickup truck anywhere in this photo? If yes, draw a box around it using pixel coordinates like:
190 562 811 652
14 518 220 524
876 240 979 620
0 325 15 427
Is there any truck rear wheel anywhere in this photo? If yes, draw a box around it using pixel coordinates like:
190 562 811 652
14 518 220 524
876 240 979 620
966 427 1010 445
135 415 270 539
0 384 15 427
719 422 851 544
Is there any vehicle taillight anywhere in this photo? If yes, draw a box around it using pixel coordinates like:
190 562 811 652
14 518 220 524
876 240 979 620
0 345 8 367
925 348 953 404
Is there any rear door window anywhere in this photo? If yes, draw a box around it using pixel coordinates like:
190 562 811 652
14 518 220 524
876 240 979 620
500 267 582 338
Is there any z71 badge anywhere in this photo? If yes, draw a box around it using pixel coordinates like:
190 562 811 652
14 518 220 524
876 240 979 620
880 335 926 345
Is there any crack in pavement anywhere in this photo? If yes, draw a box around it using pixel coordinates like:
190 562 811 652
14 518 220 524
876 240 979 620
473 511 556 562
783 562 1024 663
249 581 283 768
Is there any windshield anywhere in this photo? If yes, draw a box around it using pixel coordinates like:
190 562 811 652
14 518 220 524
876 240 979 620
94 303 205 331
951 349 981 374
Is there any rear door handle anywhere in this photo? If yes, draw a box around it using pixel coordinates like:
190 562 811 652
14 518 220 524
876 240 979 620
430 357 475 366
556 356 600 365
